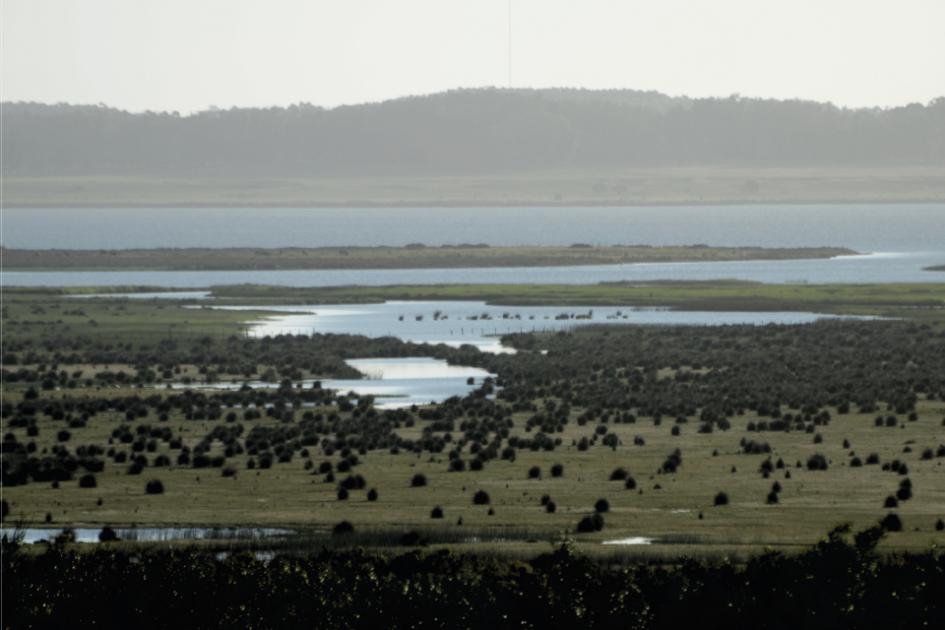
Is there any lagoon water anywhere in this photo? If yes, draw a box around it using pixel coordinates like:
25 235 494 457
4 204 944 251
172 301 871 406
3 204 944 288
4 251 944 287
217 300 876 350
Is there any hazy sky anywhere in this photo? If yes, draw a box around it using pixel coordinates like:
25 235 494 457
3 0 944 113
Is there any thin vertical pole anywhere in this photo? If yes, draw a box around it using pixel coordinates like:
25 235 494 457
508 0 512 88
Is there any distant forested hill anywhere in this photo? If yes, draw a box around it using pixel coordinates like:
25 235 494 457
3 88 944 177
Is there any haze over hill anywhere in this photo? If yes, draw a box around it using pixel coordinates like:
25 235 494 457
4 88 945 177
3 88 944 206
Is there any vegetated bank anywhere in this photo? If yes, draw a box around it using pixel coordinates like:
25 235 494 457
0 245 856 271
2 526 943 629
205 281 945 317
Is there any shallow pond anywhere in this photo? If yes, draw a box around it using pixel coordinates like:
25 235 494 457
171 357 494 409
1 526 293 544
213 300 878 353
602 537 656 545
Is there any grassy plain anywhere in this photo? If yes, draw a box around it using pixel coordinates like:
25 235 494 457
3 394 944 556
3 284 945 556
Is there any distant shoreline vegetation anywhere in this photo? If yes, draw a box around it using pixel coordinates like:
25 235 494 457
0 244 856 271
925 265 945 272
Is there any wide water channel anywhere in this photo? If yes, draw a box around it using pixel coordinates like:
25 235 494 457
3 251 943 287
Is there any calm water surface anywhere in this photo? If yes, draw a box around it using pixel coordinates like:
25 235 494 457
4 204 943 250
1 527 293 544
4 251 944 287
173 357 495 409
215 300 878 350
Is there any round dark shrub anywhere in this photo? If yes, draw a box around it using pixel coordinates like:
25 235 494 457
57 430 71 442
410 473 427 487
714 492 730 506
880 513 903 532
935 518 944 531
332 520 354 535
540 494 551 506
430 506 444 519
609 467 628 481
98 526 118 542
449 459 466 472
367 488 378 501
806 454 829 471
550 463 564 478
145 479 164 495
528 466 541 479
78 474 97 488
766 491 779 504
337 488 349 500
472 490 490 505
545 501 557 514
624 476 637 490
576 513 604 533
771 481 782 493
884 496 899 508
594 498 610 513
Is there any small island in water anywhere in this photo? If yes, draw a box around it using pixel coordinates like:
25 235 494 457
0 244 856 271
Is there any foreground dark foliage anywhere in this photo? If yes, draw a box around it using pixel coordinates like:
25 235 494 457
3 527 942 630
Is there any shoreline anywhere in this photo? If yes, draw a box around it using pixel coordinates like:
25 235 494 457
0 245 858 272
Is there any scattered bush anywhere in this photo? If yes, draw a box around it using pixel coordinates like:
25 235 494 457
714 492 730 506
806 454 829 471
609 467 628 481
78 474 97 488
576 513 604 533
332 520 354 535
410 473 427 487
880 513 903 532
472 490 490 505
98 526 118 542
145 479 164 495
594 498 610 513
